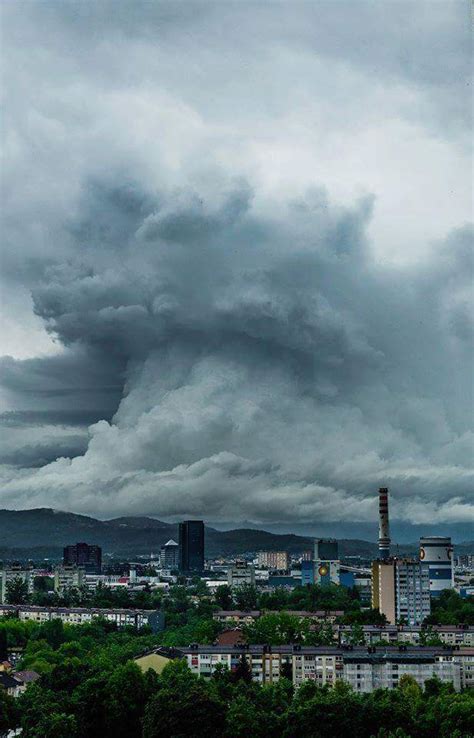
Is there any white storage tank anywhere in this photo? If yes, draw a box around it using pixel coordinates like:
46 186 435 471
419 536 453 597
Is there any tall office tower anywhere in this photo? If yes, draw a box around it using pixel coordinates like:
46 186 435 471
178 520 205 572
419 537 454 597
378 487 391 560
372 559 430 625
63 542 102 573
314 539 339 561
159 539 179 570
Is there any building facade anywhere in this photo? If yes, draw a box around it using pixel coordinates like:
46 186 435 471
227 561 256 589
178 520 205 572
314 539 339 561
372 559 431 625
54 565 85 592
0 604 163 632
178 644 466 691
159 539 179 570
257 551 290 570
0 567 35 604
301 560 315 586
314 560 340 586
419 537 454 597
63 542 102 573
338 624 474 647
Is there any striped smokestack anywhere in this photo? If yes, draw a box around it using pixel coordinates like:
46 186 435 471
378 487 391 560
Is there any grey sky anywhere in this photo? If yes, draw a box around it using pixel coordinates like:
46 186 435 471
0 1 472 533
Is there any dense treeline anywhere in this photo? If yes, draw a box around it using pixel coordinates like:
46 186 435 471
424 590 474 626
0 617 473 738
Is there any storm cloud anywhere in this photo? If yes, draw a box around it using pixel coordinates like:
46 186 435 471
0 1 472 531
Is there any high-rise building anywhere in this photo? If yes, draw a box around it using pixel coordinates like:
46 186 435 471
178 521 205 572
257 551 290 570
419 537 454 597
314 539 338 561
159 539 179 570
63 543 102 574
372 559 431 625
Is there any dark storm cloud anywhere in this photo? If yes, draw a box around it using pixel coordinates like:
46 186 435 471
0 437 88 468
0 1 472 526
1 179 472 523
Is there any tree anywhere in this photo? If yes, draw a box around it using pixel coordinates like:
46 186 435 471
26 713 79 738
0 689 18 738
231 655 253 684
36 619 65 650
0 628 8 661
142 661 226 738
215 585 233 610
224 692 275 738
348 623 365 646
33 575 53 593
234 584 257 611
5 576 29 605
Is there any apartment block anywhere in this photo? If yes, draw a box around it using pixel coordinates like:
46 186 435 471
0 567 35 604
372 559 430 625
177 644 467 691
257 551 290 570
0 604 163 632
54 565 85 592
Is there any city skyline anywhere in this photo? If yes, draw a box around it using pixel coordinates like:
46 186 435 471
1 2 472 534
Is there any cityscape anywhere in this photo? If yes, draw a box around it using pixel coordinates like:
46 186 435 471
1 487 473 735
1 1 472 736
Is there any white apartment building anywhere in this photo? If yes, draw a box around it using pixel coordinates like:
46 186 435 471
0 604 163 631
54 565 85 592
343 651 461 692
0 567 35 603
178 644 467 691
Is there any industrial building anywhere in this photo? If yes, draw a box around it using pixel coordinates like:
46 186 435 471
420 536 454 597
314 539 339 561
313 538 340 586
227 560 256 589
178 520 205 572
378 487 391 560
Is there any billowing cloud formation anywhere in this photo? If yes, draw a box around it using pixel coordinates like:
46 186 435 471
0 1 472 529
1 181 473 524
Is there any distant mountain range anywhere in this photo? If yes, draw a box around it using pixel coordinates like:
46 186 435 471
0 508 472 561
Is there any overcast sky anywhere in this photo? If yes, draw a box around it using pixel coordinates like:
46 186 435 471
0 1 472 536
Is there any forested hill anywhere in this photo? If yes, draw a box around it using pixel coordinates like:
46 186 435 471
0 508 472 559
